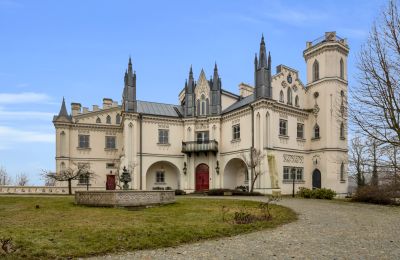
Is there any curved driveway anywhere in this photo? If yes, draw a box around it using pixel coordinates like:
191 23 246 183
89 197 400 260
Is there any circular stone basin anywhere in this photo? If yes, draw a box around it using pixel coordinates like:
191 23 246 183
75 190 175 207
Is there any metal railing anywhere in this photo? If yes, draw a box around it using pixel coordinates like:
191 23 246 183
182 140 218 153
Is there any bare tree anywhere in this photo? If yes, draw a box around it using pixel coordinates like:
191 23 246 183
241 148 265 193
0 166 11 186
349 136 368 187
352 0 400 147
42 162 94 195
15 173 29 186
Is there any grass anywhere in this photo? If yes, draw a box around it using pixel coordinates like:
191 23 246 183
0 196 296 259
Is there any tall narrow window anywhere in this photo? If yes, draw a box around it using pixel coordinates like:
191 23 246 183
116 114 121 124
295 95 299 107
279 119 288 136
156 171 165 183
340 122 345 139
232 124 240 140
106 115 111 124
105 136 116 149
313 60 319 82
78 135 90 148
297 123 304 139
313 124 320 139
279 90 284 103
158 129 169 144
200 94 207 116
96 117 101 123
287 87 292 105
340 162 345 181
340 58 344 79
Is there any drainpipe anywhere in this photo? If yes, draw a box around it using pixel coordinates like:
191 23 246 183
250 104 254 192
139 114 143 190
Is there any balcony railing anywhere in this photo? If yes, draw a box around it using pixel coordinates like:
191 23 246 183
182 140 218 153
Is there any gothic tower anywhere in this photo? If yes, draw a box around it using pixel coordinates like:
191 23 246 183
122 57 137 112
184 66 196 117
209 63 222 115
254 35 272 99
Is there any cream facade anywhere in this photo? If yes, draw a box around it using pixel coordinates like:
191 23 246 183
53 32 349 195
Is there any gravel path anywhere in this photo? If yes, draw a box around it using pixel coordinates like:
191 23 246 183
87 197 400 260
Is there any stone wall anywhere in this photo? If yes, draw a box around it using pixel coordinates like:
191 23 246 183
0 186 104 195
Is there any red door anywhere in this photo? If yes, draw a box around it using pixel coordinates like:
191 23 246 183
195 164 209 191
106 175 116 190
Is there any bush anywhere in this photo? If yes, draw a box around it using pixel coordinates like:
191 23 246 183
297 187 336 200
174 189 186 195
235 185 248 192
207 189 263 196
352 185 399 205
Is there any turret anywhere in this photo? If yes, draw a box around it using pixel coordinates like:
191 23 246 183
210 63 222 115
53 97 72 122
184 66 196 117
122 57 137 112
254 35 272 99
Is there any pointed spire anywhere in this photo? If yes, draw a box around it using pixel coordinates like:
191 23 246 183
259 34 267 68
268 51 271 70
58 97 69 117
261 34 265 45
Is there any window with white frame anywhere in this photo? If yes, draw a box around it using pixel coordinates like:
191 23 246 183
232 124 240 140
156 171 165 183
279 119 288 136
78 135 90 148
196 131 209 143
105 136 116 149
158 129 169 144
297 123 304 139
283 166 304 181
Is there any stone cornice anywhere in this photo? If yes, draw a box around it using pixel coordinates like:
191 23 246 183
303 41 349 60
306 77 348 91
74 106 121 119
69 123 122 131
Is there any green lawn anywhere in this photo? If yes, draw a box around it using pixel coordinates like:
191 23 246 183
0 196 296 259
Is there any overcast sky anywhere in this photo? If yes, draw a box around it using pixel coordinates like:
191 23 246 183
0 0 385 185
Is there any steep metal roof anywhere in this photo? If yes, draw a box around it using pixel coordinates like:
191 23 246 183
137 100 183 118
222 94 255 114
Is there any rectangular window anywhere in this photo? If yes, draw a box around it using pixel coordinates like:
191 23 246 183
78 135 90 148
158 129 169 144
196 131 209 143
279 119 288 136
156 171 165 183
283 166 304 181
78 174 89 184
105 136 116 149
232 124 240 140
77 163 90 184
106 163 115 168
297 123 304 139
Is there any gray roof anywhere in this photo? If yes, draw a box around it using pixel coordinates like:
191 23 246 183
137 100 183 117
222 94 255 114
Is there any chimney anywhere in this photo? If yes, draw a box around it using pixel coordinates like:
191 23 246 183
239 83 254 98
71 103 81 116
82 107 89 113
112 101 118 107
103 98 113 109
93 105 99 111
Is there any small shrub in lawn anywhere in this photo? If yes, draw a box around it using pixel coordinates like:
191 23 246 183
352 185 399 205
297 187 336 200
207 189 232 196
207 189 263 196
174 189 186 195
235 185 248 192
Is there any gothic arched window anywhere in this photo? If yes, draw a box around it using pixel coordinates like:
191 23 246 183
340 58 344 79
340 162 345 181
287 87 292 105
96 117 101 123
200 94 207 116
116 114 121 124
313 124 320 139
313 60 319 82
106 115 111 124
279 90 284 103
340 122 345 139
295 95 299 107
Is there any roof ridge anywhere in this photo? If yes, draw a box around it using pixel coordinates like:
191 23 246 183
137 100 181 107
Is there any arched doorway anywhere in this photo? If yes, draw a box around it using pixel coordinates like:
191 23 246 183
146 161 180 190
223 158 248 189
195 164 209 191
312 169 321 189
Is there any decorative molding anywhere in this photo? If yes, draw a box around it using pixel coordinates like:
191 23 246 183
283 154 304 164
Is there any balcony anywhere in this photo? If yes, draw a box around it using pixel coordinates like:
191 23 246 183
182 140 218 154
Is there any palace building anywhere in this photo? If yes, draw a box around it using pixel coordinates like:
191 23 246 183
53 32 349 195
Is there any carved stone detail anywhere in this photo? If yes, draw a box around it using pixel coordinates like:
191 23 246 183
283 154 304 164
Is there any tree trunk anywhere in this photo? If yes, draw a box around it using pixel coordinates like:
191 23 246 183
68 179 72 195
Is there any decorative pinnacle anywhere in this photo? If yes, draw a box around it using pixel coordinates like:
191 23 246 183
261 34 265 45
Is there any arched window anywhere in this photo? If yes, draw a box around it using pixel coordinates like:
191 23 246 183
295 95 299 107
340 122 345 139
116 114 121 124
340 58 344 79
340 162 345 181
60 131 66 157
106 115 111 124
279 90 284 103
287 87 292 105
200 94 207 116
96 117 101 123
313 60 319 82
60 162 66 172
313 124 320 139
